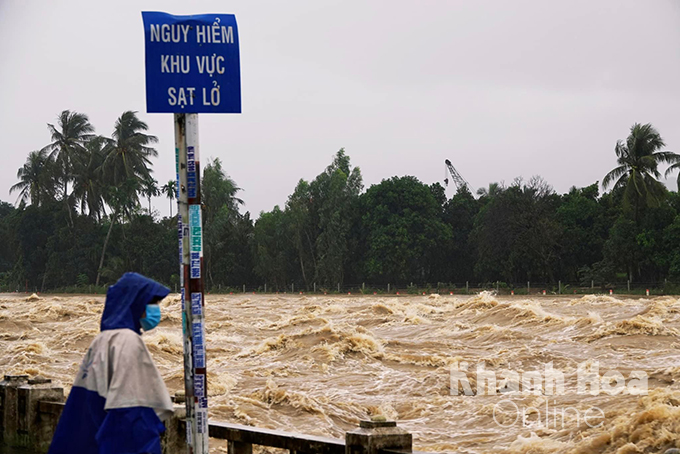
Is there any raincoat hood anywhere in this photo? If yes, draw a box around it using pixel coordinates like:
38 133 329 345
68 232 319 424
100 272 170 333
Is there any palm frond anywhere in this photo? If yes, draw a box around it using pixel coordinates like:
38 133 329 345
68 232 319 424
602 165 628 188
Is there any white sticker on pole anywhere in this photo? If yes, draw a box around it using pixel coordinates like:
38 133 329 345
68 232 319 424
196 407 207 434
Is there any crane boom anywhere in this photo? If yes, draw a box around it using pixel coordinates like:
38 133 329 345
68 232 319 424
444 159 469 190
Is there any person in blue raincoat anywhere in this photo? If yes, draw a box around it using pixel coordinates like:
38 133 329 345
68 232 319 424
49 272 175 454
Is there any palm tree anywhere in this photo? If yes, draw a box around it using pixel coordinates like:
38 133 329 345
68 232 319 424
96 111 156 286
602 123 678 223
10 149 57 206
664 156 680 190
42 110 95 224
103 111 158 189
476 182 503 199
161 180 176 217
71 136 107 219
141 176 160 215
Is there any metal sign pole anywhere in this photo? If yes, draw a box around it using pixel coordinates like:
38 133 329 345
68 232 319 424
176 113 208 453
143 12 240 452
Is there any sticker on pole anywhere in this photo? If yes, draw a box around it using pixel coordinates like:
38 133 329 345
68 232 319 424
192 322 206 368
142 11 241 114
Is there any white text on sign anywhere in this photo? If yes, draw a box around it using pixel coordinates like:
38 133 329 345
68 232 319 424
161 55 227 75
150 24 234 44
168 87 221 107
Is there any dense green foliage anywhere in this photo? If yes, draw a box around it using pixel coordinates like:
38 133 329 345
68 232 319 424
3 118 680 292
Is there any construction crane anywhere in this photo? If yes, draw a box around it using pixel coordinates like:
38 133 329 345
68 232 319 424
444 159 469 191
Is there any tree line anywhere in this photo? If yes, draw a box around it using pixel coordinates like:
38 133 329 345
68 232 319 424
2 113 680 292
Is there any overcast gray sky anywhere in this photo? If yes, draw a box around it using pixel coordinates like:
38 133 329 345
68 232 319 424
1 0 679 218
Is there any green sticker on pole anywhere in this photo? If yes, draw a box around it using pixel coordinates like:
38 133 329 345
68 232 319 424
189 205 202 278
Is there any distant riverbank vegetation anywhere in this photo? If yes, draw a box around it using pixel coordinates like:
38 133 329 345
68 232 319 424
3 112 680 293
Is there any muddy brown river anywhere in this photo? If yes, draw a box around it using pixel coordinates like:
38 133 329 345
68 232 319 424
2 292 680 453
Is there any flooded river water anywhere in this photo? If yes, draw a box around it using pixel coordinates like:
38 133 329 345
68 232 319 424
2 292 680 453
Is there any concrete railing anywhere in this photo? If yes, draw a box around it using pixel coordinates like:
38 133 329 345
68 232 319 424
1 375 423 454
0 375 65 453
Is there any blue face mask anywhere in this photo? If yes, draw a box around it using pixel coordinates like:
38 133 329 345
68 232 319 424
140 304 161 331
